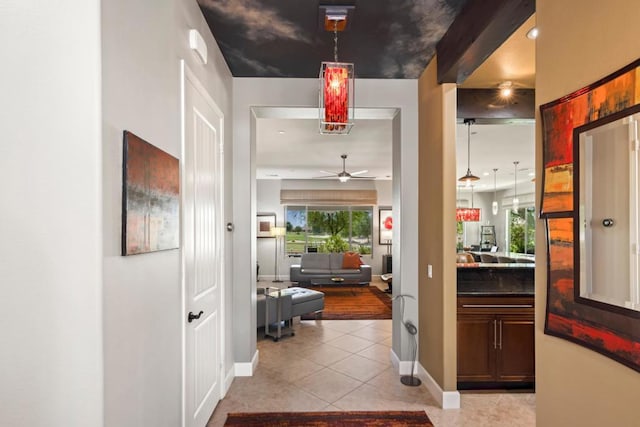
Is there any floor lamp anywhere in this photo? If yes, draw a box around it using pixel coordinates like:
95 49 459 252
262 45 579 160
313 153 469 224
270 226 286 283
393 294 422 387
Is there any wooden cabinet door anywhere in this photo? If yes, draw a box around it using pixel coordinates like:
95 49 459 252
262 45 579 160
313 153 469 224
495 315 535 382
457 314 496 382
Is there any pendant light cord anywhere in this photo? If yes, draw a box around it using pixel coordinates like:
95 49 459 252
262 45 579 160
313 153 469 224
471 185 474 208
514 161 519 199
493 168 498 201
466 121 472 173
333 20 339 62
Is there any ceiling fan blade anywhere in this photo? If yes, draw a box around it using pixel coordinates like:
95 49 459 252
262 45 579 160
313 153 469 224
350 169 368 176
311 175 339 179
350 175 376 179
318 170 338 175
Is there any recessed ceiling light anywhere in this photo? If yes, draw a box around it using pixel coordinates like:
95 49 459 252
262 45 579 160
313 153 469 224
483 172 490 176
528 172 535 177
526 27 539 40
278 130 285 134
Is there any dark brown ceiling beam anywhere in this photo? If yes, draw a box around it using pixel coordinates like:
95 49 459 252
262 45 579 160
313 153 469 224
457 89 535 123
436 0 535 84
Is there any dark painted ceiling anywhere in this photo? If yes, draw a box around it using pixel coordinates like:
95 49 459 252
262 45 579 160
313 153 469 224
197 0 469 79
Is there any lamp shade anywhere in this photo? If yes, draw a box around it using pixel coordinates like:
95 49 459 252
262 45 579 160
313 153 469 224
319 61 354 134
456 208 480 222
270 226 286 237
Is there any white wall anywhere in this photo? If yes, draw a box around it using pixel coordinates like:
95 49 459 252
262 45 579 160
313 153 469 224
234 78 419 364
0 2 103 426
101 0 233 426
256 179 393 280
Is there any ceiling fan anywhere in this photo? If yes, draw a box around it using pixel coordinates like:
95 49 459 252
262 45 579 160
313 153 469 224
314 154 376 182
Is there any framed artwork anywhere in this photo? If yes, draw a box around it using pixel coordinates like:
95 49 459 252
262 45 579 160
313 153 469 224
122 131 179 255
379 208 392 245
540 58 640 217
541 58 640 372
256 213 276 238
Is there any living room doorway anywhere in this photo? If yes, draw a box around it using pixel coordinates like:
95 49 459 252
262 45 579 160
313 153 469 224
249 104 419 361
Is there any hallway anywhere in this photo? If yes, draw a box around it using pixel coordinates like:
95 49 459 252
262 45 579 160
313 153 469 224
208 319 535 426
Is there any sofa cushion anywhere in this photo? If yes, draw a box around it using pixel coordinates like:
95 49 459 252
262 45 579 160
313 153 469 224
331 268 361 275
301 253 330 270
329 253 344 271
341 251 361 269
300 268 330 274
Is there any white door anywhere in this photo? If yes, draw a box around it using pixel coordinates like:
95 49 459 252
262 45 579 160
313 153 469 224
182 62 225 427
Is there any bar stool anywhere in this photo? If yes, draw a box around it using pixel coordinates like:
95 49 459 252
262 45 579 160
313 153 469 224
480 253 498 263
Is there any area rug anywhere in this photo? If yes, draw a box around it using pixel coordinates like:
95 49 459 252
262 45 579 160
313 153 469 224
301 286 392 320
224 410 433 426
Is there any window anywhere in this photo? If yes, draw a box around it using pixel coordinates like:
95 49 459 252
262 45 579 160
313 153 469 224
285 206 373 255
456 221 464 251
508 206 535 254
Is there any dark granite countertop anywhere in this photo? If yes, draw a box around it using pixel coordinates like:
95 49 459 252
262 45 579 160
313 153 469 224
456 262 534 269
457 264 534 295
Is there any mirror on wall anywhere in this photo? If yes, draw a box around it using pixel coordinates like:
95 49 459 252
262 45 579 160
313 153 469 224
576 109 640 312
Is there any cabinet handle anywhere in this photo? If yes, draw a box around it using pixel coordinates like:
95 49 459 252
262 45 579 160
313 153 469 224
499 320 503 349
493 320 497 349
462 304 533 308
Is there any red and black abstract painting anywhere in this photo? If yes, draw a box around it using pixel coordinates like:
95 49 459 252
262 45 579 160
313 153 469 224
541 59 640 372
122 131 179 255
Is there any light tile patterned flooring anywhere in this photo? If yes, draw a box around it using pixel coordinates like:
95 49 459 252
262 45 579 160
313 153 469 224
207 318 536 426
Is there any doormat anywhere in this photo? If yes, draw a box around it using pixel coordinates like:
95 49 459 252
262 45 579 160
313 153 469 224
224 410 433 426
301 286 392 320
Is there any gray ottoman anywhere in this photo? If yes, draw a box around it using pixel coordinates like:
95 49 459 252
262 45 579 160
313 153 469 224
256 287 324 329
287 287 325 318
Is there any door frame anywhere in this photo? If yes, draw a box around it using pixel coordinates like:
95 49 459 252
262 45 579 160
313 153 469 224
180 60 226 427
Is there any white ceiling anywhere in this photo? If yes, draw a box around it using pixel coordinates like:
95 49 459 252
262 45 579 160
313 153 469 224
455 121 535 194
256 117 393 181
255 116 535 194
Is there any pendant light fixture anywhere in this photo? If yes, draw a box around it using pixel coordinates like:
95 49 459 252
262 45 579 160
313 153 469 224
512 161 520 213
456 185 481 222
319 6 355 135
458 118 480 186
492 168 499 215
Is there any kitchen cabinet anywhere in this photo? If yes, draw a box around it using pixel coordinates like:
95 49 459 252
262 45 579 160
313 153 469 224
457 296 535 389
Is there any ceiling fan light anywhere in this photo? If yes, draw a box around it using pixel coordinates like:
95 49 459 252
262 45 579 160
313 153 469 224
338 176 349 183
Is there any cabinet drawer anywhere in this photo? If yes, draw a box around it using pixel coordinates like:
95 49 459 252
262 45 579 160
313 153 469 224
458 296 534 315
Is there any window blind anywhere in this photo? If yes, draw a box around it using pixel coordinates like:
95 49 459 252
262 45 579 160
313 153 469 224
280 189 377 206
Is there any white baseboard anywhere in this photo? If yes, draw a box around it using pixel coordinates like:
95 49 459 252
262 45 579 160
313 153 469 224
223 367 234 396
390 348 460 409
417 363 460 409
234 350 259 376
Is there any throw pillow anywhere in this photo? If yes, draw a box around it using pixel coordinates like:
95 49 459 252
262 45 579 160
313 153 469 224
342 251 361 269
